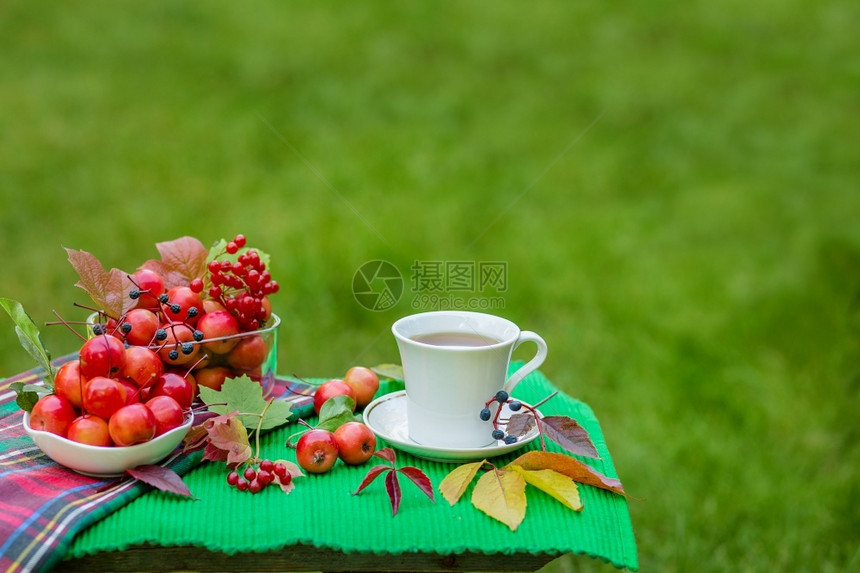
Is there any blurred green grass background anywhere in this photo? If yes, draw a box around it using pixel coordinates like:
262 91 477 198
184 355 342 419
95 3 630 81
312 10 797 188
1 1 858 571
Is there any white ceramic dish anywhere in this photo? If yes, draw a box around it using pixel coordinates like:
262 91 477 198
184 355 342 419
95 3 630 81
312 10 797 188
363 390 540 463
23 412 193 477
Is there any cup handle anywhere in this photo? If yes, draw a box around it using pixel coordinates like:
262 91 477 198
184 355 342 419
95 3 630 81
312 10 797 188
503 331 548 393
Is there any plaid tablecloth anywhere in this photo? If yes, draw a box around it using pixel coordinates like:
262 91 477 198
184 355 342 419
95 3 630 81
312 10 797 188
0 355 315 573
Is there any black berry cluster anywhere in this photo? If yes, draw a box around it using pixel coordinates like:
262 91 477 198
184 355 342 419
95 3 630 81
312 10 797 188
480 390 529 444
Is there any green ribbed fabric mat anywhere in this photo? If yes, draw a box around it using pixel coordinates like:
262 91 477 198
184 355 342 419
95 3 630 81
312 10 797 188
66 368 638 570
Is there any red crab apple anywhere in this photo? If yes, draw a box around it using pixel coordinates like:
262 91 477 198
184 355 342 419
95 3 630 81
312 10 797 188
132 269 165 310
118 378 141 405
29 394 77 437
202 299 227 314
313 379 356 415
296 429 339 474
163 286 203 326
150 372 195 410
226 335 268 371
333 422 377 465
343 366 380 409
121 346 163 388
83 376 127 419
79 334 126 379
145 395 185 437
121 308 159 346
108 403 156 446
67 415 112 447
53 359 84 409
158 324 201 367
195 366 233 391
197 310 241 354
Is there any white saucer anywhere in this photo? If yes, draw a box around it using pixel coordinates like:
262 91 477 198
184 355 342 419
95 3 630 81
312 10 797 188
363 390 540 463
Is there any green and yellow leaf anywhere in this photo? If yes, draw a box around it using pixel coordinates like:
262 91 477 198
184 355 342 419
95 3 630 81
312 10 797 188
471 467 527 531
439 459 485 506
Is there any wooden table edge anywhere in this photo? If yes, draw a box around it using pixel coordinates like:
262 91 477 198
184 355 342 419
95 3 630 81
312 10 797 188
56 543 563 572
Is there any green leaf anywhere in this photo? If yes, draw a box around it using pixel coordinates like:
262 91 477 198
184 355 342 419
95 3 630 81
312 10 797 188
0 298 55 387
10 382 42 413
198 376 292 430
316 395 361 432
371 364 404 381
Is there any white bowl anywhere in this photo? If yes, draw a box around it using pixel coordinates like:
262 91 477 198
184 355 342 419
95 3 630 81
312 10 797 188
23 412 193 477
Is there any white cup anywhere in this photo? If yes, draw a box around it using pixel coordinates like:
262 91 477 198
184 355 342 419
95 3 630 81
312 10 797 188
392 311 548 449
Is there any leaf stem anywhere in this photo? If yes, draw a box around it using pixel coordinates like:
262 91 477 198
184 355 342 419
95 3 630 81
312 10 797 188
250 399 274 461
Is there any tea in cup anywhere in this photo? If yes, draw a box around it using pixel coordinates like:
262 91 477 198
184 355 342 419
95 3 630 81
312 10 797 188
391 311 548 449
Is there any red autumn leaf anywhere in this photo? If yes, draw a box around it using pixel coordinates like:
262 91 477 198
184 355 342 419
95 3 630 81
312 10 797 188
352 464 390 495
202 411 252 468
181 424 210 453
202 442 229 463
126 465 196 499
140 236 209 290
397 466 435 502
505 412 536 437
373 447 396 465
192 411 219 426
538 416 600 459
65 248 136 317
507 451 626 496
385 470 402 516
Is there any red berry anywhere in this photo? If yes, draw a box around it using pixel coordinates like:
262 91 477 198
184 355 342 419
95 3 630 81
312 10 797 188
209 286 222 298
234 234 246 248
260 459 274 472
227 471 239 486
273 463 287 479
226 241 238 254
279 473 292 486
236 478 248 491
248 479 262 494
257 469 273 485
243 467 256 481
190 278 204 293
208 260 221 273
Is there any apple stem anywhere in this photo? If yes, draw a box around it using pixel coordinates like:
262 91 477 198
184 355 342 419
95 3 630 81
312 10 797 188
49 310 87 341
291 373 326 388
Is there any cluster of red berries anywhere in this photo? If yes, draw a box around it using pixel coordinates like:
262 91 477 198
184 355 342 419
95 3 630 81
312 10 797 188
206 235 279 331
226 459 291 494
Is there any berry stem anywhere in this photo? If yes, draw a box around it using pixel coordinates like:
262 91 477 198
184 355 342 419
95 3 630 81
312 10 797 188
532 390 559 410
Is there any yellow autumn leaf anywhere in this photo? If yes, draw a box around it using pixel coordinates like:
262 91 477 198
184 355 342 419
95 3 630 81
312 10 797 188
509 466 583 511
439 459 486 506
471 467 527 531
